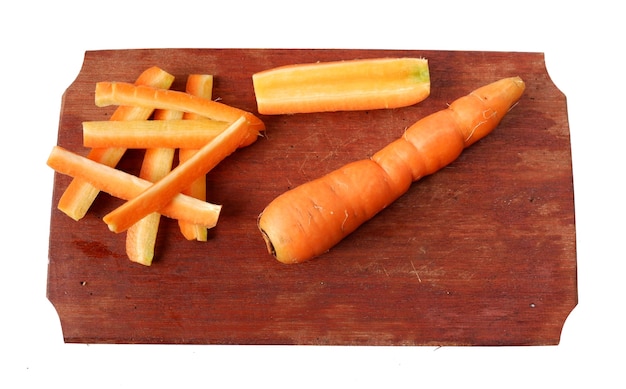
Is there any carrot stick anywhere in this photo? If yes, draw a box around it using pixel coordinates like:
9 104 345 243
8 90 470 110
179 74 214 241
47 146 221 228
125 108 182 266
57 66 175 221
252 57 430 115
94 81 264 145
103 116 250 233
257 77 526 264
82 119 231 149
182 75 214 119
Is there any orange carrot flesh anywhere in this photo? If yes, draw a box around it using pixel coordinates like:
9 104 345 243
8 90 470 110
57 67 175 221
82 119 231 149
252 57 430 115
125 211 162 266
103 116 250 233
47 146 221 228
179 74 214 241
177 149 208 240
125 109 181 266
94 81 264 145
183 74 214 118
258 77 526 264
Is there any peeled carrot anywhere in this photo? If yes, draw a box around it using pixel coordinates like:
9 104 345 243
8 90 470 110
103 116 250 233
47 146 221 228
182 75 214 117
94 81 264 145
57 66 175 221
252 57 430 115
179 74 214 241
125 108 181 266
258 77 526 264
82 119 231 149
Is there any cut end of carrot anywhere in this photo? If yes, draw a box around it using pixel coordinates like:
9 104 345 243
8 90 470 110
258 218 294 264
178 219 208 241
258 213 277 255
257 222 313 265
126 212 162 266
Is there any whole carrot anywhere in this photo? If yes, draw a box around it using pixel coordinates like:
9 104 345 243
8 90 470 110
258 77 525 264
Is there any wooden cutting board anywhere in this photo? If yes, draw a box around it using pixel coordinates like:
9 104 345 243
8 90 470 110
47 49 577 345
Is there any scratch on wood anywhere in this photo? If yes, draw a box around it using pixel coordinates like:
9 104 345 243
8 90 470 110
410 260 422 282
299 154 310 176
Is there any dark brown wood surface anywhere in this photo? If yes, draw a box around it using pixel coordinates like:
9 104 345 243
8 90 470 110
47 49 577 345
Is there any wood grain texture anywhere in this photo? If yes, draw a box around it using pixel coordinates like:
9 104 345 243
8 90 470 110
47 49 577 345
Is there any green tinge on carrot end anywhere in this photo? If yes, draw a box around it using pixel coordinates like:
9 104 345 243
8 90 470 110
414 60 430 84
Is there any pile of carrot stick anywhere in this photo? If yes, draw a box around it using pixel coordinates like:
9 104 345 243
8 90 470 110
48 66 263 265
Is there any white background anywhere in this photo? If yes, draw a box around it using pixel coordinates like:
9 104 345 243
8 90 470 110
2 1 623 387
